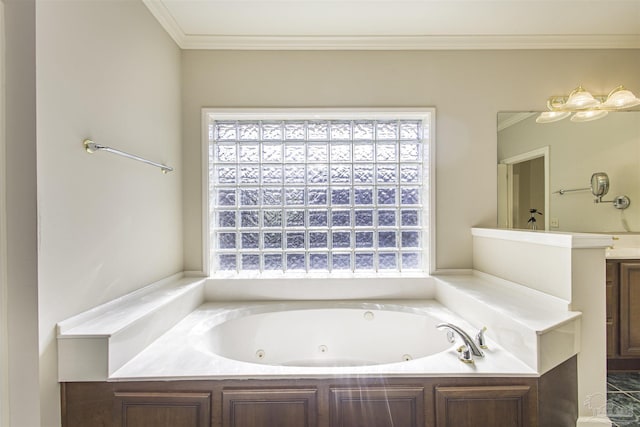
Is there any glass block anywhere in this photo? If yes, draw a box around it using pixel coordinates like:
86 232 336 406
400 121 420 140
308 122 329 140
355 232 373 248
353 165 374 183
216 166 237 184
216 144 236 162
285 122 305 140
309 232 328 248
353 143 374 162
287 231 304 249
332 253 351 270
242 254 260 270
217 211 236 228
331 144 351 162
378 231 397 248
239 144 259 163
400 142 421 162
330 122 351 140
353 121 374 140
307 144 328 162
262 188 282 205
331 188 351 205
262 143 283 162
354 188 373 205
377 165 397 183
355 210 373 226
263 254 283 271
218 232 236 249
309 210 328 227
263 232 282 249
240 210 259 227
241 232 259 249
401 231 420 248
309 253 328 270
377 188 396 205
262 122 283 140
215 122 236 141
285 166 305 184
285 145 305 163
285 188 305 205
217 189 236 206
238 122 259 140
262 166 283 184
331 165 351 183
286 210 305 227
355 253 374 270
402 252 421 270
240 166 259 183
376 121 398 140
401 210 419 226
332 231 351 248
376 144 397 162
286 253 306 270
401 188 420 205
240 189 259 206
308 189 327 205
401 165 421 183
378 253 397 270
217 254 237 271
332 210 351 227
263 210 282 227
378 210 396 226
308 165 329 184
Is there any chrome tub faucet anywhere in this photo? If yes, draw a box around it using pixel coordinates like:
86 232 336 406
436 323 486 363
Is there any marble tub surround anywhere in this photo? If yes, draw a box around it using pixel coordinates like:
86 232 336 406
109 300 536 381
57 273 206 381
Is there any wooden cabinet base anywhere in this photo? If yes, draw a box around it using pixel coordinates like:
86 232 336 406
61 357 576 427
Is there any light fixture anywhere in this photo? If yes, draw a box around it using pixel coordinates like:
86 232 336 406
537 85 640 124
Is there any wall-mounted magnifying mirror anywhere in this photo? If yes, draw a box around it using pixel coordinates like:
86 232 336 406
591 172 609 201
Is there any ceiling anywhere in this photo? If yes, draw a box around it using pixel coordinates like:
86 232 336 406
143 0 640 50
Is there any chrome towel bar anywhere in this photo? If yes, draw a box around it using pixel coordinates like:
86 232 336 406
83 139 174 173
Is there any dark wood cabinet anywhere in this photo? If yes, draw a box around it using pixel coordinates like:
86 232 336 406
330 386 424 427
434 385 532 427
606 260 640 370
222 388 317 427
114 391 211 427
61 358 578 427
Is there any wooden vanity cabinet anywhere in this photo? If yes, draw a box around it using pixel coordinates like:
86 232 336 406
606 260 640 370
61 357 577 427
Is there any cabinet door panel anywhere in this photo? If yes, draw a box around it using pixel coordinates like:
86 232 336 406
606 261 619 358
114 392 211 427
435 385 532 427
330 387 424 427
620 262 640 357
222 388 317 427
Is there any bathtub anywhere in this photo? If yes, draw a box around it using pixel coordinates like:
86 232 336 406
106 300 537 380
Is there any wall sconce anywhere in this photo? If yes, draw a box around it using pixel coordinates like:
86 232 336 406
536 85 640 123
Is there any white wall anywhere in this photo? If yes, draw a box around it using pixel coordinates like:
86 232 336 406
499 112 640 232
182 49 640 272
36 1 182 425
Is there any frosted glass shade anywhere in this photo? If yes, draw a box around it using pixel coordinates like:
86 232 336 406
565 87 600 109
603 87 640 109
536 111 571 123
570 110 609 122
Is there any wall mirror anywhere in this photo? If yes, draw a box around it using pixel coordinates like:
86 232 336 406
497 111 639 233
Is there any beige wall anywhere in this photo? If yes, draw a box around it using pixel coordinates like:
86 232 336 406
182 49 640 272
499 112 640 232
36 1 182 425
5 0 39 425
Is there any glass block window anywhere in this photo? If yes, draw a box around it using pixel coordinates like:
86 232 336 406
207 112 431 275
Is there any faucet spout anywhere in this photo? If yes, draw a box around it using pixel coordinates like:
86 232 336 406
436 323 485 358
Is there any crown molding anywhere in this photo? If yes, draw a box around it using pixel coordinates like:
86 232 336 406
142 2 640 51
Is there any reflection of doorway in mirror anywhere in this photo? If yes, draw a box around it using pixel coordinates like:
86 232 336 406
498 147 550 230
